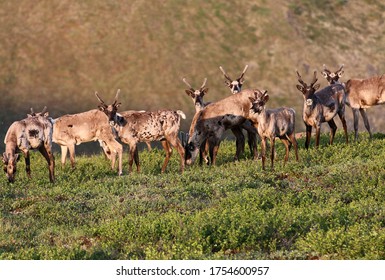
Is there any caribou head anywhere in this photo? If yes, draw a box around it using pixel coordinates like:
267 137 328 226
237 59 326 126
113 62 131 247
2 152 19 183
219 65 249 94
322 64 344 85
182 77 208 111
296 70 320 107
95 89 121 126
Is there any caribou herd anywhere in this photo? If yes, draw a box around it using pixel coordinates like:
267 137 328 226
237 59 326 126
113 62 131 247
2 65 385 182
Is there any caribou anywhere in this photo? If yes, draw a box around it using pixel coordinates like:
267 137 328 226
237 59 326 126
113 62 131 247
296 70 349 149
182 77 246 164
185 88 264 166
2 107 55 183
219 65 258 159
52 92 123 175
95 92 186 174
248 91 298 170
322 64 385 140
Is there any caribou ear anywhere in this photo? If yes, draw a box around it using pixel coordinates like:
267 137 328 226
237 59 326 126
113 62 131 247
313 83 321 91
15 154 20 162
263 94 269 103
321 71 328 78
185 89 194 97
249 97 256 103
224 80 231 86
98 105 105 112
43 112 49 117
337 70 344 77
2 152 7 163
296 84 304 92
201 88 209 96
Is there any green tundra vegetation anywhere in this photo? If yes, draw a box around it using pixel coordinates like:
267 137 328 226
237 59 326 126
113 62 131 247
1 0 385 260
1 133 384 259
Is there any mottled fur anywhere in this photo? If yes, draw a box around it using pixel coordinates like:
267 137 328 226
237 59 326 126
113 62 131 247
185 88 262 166
248 91 298 170
219 65 258 159
323 65 385 140
96 93 186 173
296 70 348 149
2 112 55 183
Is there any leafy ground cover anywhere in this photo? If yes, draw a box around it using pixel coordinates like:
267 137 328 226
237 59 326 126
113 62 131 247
0 132 384 259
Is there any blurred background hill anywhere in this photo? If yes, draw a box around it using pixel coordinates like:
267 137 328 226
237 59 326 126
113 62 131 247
1 0 384 153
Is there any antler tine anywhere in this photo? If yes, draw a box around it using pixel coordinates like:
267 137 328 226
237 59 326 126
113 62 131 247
200 78 207 90
95 91 106 105
310 70 318 86
40 106 47 115
337 64 344 72
219 66 232 81
182 78 194 90
239 64 249 79
113 89 120 105
322 64 331 74
296 70 306 86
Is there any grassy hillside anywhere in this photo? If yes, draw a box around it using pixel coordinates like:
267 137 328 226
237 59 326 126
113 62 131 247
1 0 385 152
1 133 384 259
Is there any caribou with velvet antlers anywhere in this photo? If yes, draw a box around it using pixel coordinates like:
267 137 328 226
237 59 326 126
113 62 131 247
322 64 385 140
52 92 123 174
248 90 299 170
219 65 258 159
95 92 186 174
296 70 348 149
182 77 246 164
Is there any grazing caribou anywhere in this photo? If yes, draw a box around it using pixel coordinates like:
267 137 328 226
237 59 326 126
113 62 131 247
185 88 263 166
219 65 259 159
52 92 123 175
2 107 55 183
322 64 385 140
248 91 298 170
296 70 349 149
95 93 186 174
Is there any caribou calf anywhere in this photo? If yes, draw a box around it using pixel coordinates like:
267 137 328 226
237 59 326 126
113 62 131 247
52 93 123 175
185 88 263 166
248 91 298 170
95 93 186 174
2 107 55 183
323 64 385 140
296 70 348 149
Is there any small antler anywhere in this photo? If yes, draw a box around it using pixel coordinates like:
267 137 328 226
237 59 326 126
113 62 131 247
219 66 232 82
200 78 207 90
95 91 106 106
182 78 194 90
322 64 331 75
296 70 307 87
40 106 48 115
239 65 249 80
310 71 318 87
113 89 120 106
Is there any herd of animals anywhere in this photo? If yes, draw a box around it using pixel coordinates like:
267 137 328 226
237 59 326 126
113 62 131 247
2 64 385 183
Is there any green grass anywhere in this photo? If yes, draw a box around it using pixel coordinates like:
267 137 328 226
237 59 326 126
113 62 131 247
1 132 384 260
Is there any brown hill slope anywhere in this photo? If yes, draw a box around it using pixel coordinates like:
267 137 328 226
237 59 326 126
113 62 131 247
1 0 384 152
